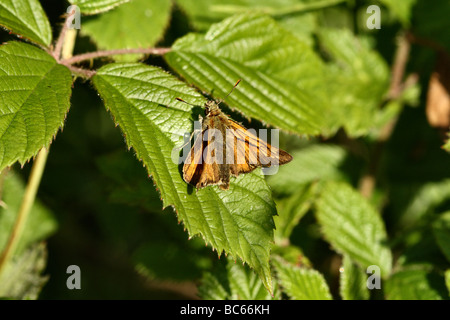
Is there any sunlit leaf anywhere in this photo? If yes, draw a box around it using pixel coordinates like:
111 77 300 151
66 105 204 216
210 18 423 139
315 181 392 277
0 0 52 46
0 243 49 299
92 62 277 293
339 255 370 300
69 0 130 15
319 28 390 136
0 42 72 171
165 13 331 136
273 256 332 300
432 211 450 263
199 257 279 300
385 269 448 300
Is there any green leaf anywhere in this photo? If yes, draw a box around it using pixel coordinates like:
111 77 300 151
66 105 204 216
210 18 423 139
315 181 392 277
199 257 279 300
385 269 448 300
432 212 450 263
379 0 416 27
273 256 332 300
175 0 330 47
165 13 330 136
273 183 316 242
396 225 448 270
443 134 450 152
372 100 403 138
198 270 230 300
318 28 390 137
0 242 49 299
339 255 370 300
175 0 343 31
267 144 347 194
81 0 171 61
0 171 57 256
0 42 72 171
0 0 52 46
0 170 56 300
445 269 450 295
208 0 345 17
399 179 450 229
92 62 277 294
271 245 312 267
69 0 131 15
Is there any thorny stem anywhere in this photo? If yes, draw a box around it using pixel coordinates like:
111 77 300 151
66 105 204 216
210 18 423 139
51 10 170 79
53 9 76 61
62 47 171 65
62 62 97 79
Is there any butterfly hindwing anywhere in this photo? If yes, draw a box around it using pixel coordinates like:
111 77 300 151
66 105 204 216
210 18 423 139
183 130 204 187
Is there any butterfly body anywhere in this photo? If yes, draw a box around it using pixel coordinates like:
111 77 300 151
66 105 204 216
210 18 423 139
183 100 293 190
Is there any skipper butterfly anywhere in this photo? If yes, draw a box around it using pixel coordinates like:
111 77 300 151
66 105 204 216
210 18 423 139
178 80 293 190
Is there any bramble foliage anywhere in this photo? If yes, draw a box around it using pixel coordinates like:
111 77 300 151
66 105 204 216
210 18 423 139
0 0 450 300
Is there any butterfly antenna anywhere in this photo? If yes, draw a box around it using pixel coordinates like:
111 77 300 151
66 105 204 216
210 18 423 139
176 97 197 106
217 79 241 106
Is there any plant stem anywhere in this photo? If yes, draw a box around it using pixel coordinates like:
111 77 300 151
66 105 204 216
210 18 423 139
388 34 411 99
59 28 98 79
62 47 171 65
0 148 49 277
53 9 76 61
62 28 77 60
54 8 170 78
63 64 97 79
359 34 411 198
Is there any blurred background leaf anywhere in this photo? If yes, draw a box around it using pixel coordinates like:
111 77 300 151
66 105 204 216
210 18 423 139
267 144 348 194
385 269 448 300
378 0 416 27
339 255 370 300
69 0 131 15
0 171 57 258
432 212 450 263
0 171 57 299
315 181 392 277
80 0 171 61
273 256 332 300
318 28 390 137
174 0 344 38
198 256 279 300
0 243 49 299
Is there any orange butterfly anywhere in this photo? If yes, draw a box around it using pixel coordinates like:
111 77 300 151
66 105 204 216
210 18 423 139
178 80 293 190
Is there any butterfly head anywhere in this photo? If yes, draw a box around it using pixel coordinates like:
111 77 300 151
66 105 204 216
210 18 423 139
205 100 222 116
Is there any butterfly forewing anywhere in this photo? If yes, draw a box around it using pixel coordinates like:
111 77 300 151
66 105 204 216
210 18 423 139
228 119 293 170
